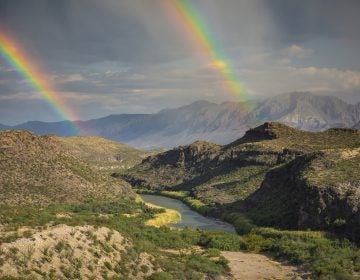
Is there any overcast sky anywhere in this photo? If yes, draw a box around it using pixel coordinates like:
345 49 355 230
0 0 360 124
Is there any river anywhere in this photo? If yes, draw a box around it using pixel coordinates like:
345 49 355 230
140 194 236 234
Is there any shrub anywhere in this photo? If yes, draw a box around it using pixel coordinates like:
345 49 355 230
204 248 221 258
147 272 174 280
140 264 149 273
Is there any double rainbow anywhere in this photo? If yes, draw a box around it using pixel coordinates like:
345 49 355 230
0 33 79 133
1 1 251 134
163 0 252 109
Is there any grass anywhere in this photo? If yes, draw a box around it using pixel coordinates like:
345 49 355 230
144 202 181 227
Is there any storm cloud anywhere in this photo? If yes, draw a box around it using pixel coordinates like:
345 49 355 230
0 0 359 124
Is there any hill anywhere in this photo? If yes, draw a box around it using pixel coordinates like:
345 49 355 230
121 122 360 240
0 130 135 206
2 92 360 149
59 136 149 172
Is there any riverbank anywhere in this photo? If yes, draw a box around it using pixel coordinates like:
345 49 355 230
136 195 181 227
140 194 236 233
135 189 253 235
136 189 212 215
135 190 360 279
138 193 307 279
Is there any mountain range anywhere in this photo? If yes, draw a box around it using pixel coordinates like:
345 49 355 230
1 92 359 149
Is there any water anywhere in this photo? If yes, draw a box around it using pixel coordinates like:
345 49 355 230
140 194 236 234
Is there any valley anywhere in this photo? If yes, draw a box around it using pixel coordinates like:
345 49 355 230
1 1 359 279
1 123 360 279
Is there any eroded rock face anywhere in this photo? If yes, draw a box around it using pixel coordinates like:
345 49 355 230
144 140 221 168
245 152 360 240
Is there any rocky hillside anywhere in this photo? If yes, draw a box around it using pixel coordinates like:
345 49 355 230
122 140 222 189
0 130 135 206
3 92 360 149
122 123 360 240
244 148 360 237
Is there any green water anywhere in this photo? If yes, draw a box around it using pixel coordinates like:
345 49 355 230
141 194 236 234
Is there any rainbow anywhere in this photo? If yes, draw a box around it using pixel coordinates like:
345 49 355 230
163 0 252 110
0 32 79 133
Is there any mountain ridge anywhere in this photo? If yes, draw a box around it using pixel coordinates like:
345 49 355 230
1 92 359 148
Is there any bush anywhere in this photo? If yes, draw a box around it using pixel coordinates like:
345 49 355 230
223 213 255 235
204 248 221 258
206 233 245 251
185 254 229 275
147 272 174 280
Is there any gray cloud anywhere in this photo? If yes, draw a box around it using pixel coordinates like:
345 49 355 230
0 0 359 124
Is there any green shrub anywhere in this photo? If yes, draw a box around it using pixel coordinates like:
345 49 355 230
147 272 174 280
204 248 221 258
223 213 255 235
140 264 149 273
185 254 229 275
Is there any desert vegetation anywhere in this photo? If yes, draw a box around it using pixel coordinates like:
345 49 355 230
1 197 360 279
0 199 234 279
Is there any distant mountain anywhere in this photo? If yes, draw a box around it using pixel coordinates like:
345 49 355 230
14 120 78 136
354 122 360 129
0 124 10 130
253 92 360 130
2 92 360 148
0 130 134 206
121 122 360 241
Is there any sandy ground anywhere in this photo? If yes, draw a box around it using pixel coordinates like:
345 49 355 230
222 251 307 280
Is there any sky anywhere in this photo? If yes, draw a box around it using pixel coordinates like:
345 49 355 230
0 0 360 125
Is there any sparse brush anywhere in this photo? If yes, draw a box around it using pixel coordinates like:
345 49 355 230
20 245 35 264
